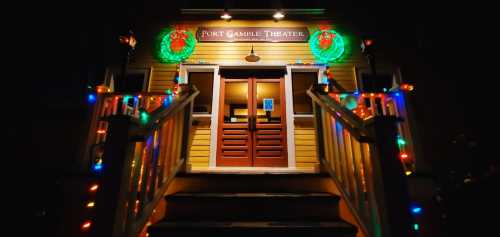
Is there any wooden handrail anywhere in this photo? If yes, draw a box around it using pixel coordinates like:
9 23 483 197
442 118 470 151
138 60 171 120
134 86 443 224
101 92 173 96
144 87 200 130
307 87 372 142
329 78 349 93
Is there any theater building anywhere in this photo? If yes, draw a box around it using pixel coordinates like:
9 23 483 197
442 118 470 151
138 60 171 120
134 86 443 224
73 8 431 237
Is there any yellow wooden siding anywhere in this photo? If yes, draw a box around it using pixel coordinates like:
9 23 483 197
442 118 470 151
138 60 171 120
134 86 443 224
188 125 211 168
295 127 319 169
125 20 370 93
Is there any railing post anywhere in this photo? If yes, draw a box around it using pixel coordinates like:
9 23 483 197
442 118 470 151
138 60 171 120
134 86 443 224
368 116 414 237
92 115 137 237
312 103 326 164
179 99 194 171
79 94 104 172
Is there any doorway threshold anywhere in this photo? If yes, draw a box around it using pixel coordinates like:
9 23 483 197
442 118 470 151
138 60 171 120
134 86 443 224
187 166 319 174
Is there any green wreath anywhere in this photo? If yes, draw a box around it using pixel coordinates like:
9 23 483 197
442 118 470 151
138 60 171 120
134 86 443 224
157 30 196 63
310 29 345 63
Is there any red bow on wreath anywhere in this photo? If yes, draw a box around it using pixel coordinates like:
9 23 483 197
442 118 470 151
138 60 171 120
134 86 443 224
170 30 188 53
318 31 336 49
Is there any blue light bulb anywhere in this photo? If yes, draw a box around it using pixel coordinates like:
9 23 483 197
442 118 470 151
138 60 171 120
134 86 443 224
88 94 96 103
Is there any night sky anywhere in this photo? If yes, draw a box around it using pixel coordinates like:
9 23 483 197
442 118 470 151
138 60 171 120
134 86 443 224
24 1 495 236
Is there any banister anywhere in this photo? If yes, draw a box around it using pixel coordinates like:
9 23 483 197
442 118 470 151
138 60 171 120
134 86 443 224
86 85 199 237
144 87 200 130
308 85 414 237
329 78 349 93
307 86 372 142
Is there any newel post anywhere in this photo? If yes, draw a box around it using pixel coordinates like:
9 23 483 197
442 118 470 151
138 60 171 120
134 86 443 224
92 115 138 237
369 116 414 237
179 85 195 172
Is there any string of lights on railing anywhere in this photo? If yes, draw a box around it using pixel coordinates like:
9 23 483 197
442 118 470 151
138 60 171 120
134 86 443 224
326 79 422 233
81 64 182 234
324 78 416 176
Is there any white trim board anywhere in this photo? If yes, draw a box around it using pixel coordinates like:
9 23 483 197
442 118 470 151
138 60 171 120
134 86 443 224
180 64 220 168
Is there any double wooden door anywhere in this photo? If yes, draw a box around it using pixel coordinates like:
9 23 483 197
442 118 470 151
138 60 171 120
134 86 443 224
217 77 287 167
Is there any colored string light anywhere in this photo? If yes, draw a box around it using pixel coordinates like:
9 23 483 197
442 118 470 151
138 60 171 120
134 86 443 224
412 206 422 214
397 136 406 146
81 220 92 231
87 94 96 104
92 157 103 172
89 184 99 192
86 202 95 208
140 110 150 124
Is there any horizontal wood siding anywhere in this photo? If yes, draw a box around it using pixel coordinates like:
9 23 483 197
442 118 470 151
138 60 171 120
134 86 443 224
294 126 319 169
188 124 210 168
127 20 371 93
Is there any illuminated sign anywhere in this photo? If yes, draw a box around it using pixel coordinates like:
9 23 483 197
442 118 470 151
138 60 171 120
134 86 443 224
196 27 309 42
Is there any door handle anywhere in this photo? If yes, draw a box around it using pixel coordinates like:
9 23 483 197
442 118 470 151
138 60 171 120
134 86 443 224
252 116 256 131
249 116 256 131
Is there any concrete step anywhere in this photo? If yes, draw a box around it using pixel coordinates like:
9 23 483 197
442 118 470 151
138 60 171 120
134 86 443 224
164 192 340 221
148 221 357 237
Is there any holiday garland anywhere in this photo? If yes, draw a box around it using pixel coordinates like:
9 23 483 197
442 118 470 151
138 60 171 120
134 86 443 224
310 29 345 63
157 29 196 63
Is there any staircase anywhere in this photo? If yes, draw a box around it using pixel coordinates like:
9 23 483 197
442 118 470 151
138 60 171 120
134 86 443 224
147 173 358 237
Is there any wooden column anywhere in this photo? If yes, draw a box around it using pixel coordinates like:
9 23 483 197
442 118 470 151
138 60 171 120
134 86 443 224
368 116 414 237
92 115 137 237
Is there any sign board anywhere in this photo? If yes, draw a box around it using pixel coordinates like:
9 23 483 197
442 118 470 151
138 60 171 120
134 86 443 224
196 27 309 42
263 98 274 112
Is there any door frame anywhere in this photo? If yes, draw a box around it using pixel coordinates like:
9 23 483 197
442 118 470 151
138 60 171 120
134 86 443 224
180 63 326 169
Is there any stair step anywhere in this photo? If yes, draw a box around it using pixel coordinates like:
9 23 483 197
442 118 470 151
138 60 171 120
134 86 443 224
168 173 336 193
168 192 335 198
148 221 357 237
164 192 340 221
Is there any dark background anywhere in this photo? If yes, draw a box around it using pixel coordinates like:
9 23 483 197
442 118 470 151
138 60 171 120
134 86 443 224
22 0 495 236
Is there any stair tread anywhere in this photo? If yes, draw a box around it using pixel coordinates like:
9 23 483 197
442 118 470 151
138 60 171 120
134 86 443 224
150 221 356 229
176 172 330 177
167 192 339 199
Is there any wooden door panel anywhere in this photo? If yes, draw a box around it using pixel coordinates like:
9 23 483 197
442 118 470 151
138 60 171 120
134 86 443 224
252 78 287 167
257 140 282 145
222 135 248 139
256 130 281 135
224 130 248 135
256 135 282 139
223 140 248 145
217 79 252 166
223 151 247 156
257 150 282 156
256 124 282 129
218 77 287 167
223 124 249 129
221 145 249 150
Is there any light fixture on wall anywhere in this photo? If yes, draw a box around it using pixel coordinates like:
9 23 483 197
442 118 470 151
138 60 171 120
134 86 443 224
221 9 232 21
245 45 260 62
273 10 285 21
